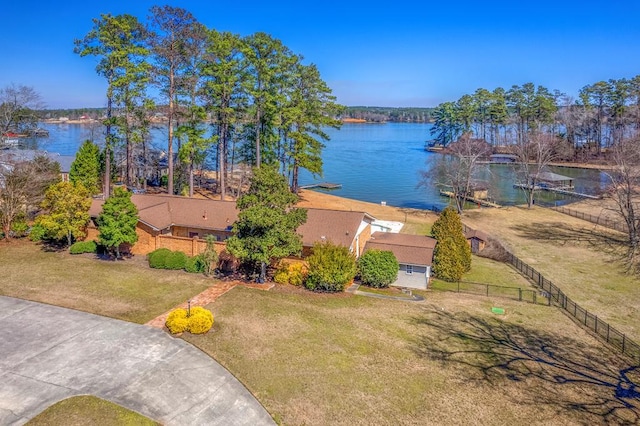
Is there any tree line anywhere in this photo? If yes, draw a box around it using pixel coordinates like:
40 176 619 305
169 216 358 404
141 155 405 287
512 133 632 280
342 106 434 123
73 5 343 199
429 78 640 156
426 77 640 274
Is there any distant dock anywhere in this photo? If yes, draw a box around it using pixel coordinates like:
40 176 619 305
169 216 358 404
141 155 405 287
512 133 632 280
512 184 601 200
439 191 501 208
300 182 343 190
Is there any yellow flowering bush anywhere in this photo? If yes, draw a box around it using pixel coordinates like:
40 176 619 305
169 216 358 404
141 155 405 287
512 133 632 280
165 307 214 335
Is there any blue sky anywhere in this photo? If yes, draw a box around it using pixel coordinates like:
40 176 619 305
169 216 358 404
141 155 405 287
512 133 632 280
2 0 639 109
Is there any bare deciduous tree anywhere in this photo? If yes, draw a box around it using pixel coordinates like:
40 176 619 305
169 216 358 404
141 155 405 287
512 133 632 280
419 133 491 213
513 131 560 208
606 136 640 272
0 155 60 238
0 84 44 140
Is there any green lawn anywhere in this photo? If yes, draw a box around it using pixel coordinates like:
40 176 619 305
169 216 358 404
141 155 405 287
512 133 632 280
463 206 640 340
184 286 640 425
0 240 211 323
27 396 160 426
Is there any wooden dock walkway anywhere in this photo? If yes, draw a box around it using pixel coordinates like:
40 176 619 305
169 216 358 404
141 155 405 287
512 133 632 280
513 184 601 200
299 182 342 190
439 191 501 208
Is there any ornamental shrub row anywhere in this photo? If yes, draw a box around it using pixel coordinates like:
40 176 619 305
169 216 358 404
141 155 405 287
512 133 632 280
165 307 214 334
148 248 188 270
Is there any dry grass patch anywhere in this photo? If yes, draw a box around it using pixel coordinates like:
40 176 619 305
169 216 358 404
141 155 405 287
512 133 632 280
462 206 640 340
184 286 640 425
297 189 437 232
0 240 211 323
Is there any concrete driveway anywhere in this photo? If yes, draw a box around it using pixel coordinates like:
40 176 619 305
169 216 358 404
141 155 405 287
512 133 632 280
0 296 274 425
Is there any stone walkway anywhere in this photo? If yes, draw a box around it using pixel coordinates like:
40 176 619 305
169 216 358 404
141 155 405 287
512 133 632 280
146 280 274 329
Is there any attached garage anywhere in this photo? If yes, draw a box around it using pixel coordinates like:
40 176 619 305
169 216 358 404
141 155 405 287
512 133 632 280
364 232 436 290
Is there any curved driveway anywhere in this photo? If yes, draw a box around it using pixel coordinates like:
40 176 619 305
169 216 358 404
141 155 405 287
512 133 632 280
0 296 274 425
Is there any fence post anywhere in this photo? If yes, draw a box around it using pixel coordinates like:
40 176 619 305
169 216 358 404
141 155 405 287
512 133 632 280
607 323 610 343
518 288 522 301
486 284 489 297
457 281 460 293
595 316 598 334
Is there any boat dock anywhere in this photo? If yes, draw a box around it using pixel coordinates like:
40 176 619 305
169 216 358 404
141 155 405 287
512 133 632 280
439 191 501 208
512 184 601 200
299 182 342 190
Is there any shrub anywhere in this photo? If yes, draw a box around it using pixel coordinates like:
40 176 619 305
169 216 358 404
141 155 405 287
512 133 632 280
358 249 399 288
305 241 357 292
11 219 29 238
165 308 189 334
165 251 188 270
148 248 172 269
184 254 207 274
188 307 214 334
29 223 48 242
69 240 97 254
274 261 308 286
165 307 214 335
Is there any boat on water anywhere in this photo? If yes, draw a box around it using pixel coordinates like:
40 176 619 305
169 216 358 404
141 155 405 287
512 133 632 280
2 138 19 146
424 140 444 152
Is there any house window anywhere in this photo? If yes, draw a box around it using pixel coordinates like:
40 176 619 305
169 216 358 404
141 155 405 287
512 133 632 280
406 265 413 275
189 232 199 238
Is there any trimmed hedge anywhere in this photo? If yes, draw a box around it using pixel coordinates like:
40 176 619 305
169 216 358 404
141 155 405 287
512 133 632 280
70 240 98 254
148 248 187 270
148 248 172 268
165 306 214 334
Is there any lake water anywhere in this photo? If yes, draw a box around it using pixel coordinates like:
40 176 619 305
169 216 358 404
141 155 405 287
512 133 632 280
32 122 608 210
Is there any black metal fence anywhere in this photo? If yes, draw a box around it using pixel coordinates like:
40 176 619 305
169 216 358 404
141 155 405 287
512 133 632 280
506 251 640 362
550 206 628 233
431 279 547 305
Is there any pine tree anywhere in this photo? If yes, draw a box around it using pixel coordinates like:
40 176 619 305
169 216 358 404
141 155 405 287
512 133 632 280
97 188 139 258
226 166 307 281
431 207 471 281
70 140 101 195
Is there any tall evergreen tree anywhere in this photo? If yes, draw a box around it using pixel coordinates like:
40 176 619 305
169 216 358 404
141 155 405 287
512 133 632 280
201 30 247 200
431 207 471 281
97 187 139 258
226 165 307 282
75 14 144 197
244 32 294 167
283 61 343 193
69 140 101 195
148 5 202 195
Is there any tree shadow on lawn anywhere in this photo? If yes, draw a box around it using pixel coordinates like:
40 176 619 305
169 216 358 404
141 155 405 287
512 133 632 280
511 221 627 253
410 306 640 424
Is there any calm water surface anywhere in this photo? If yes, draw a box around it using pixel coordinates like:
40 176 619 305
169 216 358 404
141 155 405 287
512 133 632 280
34 122 607 210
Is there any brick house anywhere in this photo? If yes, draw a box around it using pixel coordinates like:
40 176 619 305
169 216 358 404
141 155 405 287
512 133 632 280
364 232 436 290
88 194 376 258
